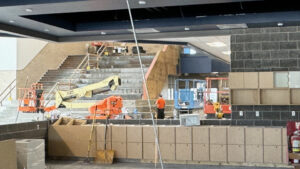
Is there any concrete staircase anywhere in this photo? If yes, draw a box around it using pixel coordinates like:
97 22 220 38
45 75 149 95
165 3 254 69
135 99 174 118
38 54 156 118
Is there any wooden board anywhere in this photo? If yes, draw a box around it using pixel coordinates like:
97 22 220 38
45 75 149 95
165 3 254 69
231 89 259 105
291 89 300 105
260 89 289 105
229 72 244 89
244 72 258 88
259 72 274 88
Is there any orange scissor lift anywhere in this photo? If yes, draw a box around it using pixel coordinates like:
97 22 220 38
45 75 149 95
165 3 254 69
18 83 55 113
204 77 231 118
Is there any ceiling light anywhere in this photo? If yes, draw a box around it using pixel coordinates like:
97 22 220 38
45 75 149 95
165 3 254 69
138 1 146 5
190 49 196 55
9 20 15 23
101 32 106 35
44 29 49 32
184 27 190 31
206 42 226 47
222 51 231 55
216 23 247 29
25 8 33 12
277 22 284 27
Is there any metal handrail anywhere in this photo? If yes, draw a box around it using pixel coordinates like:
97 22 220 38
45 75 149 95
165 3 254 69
0 79 16 106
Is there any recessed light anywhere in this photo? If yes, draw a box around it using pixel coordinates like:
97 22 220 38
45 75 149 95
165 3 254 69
222 51 231 55
206 42 226 47
216 23 247 29
44 29 49 32
190 49 196 54
101 32 106 35
9 20 15 23
184 27 190 31
277 22 284 27
25 8 33 12
138 0 146 5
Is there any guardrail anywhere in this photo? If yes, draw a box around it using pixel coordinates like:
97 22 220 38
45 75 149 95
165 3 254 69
0 79 16 106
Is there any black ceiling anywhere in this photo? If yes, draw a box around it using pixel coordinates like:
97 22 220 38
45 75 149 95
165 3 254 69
2 0 300 42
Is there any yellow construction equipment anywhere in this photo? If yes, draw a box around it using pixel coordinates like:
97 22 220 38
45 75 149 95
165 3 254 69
55 75 121 108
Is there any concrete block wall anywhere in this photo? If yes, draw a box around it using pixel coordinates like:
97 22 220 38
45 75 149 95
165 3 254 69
48 124 288 166
0 121 48 141
231 26 300 72
230 26 300 122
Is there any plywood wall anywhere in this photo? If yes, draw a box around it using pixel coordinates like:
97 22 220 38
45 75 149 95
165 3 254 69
143 45 181 99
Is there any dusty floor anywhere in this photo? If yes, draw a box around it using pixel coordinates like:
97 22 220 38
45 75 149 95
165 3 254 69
46 161 288 169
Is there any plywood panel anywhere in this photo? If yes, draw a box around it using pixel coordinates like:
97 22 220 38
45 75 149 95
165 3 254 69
245 127 263 145
261 89 289 105
244 72 258 88
176 126 192 144
176 144 192 161
228 127 244 145
291 89 300 104
264 128 282 146
259 72 274 88
246 145 263 163
229 72 244 89
210 144 227 162
127 143 142 159
127 125 142 142
0 139 17 169
231 89 258 105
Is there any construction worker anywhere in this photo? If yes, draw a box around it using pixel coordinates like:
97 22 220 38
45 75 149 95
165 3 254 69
155 94 165 119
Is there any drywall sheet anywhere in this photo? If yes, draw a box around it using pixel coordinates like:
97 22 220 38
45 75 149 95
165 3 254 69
274 72 289 88
244 72 258 88
261 89 289 105
231 89 258 105
229 72 244 89
289 72 300 88
259 72 274 88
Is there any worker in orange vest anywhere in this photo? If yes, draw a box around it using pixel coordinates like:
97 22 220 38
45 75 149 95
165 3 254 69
155 94 166 119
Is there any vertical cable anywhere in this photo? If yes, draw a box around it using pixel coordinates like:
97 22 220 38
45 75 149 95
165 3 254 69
125 0 164 168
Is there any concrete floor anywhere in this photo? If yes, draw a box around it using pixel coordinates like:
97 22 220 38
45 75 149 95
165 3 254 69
46 161 288 169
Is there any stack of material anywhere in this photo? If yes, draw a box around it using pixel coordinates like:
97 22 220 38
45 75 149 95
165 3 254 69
16 139 45 169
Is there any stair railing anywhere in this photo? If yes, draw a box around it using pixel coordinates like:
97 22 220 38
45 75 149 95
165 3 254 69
0 79 16 106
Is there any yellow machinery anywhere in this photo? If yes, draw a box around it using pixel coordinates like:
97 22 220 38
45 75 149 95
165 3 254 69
55 75 121 108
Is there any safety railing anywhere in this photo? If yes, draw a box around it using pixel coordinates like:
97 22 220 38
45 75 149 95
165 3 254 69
0 79 16 106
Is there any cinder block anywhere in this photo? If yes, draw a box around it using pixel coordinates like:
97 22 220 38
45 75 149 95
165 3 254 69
176 126 192 144
193 144 209 161
228 145 245 163
159 126 175 144
176 144 192 161
264 145 282 163
282 146 288 164
210 144 227 162
246 145 263 163
245 127 263 145
96 125 112 142
143 126 156 143
228 127 245 145
160 143 175 160
127 125 142 142
210 127 227 145
111 142 126 158
143 143 156 160
97 141 112 150
282 128 287 146
112 125 126 142
127 143 142 159
193 127 209 144
264 128 282 146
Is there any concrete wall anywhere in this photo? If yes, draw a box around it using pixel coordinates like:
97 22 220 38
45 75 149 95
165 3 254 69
16 42 87 91
48 124 288 167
